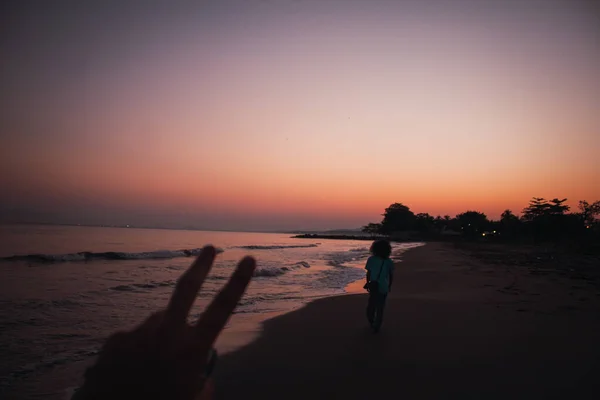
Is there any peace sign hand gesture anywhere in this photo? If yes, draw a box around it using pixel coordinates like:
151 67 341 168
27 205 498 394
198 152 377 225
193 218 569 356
73 245 256 400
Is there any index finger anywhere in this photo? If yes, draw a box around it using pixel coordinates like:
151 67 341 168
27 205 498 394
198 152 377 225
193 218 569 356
163 245 217 330
193 256 256 352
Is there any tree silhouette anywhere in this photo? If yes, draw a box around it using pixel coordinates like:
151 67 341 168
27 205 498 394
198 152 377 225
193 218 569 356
548 198 570 215
499 209 521 237
456 211 489 237
413 213 435 233
522 197 569 220
578 200 600 226
521 197 576 240
522 198 550 221
433 215 446 231
367 198 599 245
361 223 382 236
501 209 518 222
379 203 416 234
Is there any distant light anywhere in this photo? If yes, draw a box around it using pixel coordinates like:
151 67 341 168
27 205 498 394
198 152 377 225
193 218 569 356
493 230 496 233
587 226 591 229
482 233 486 236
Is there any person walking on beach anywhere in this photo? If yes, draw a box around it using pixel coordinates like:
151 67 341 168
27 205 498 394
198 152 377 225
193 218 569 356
364 240 394 333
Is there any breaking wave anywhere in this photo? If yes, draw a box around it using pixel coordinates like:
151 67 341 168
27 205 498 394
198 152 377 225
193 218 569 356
2 244 320 263
254 261 311 277
1 247 224 263
349 247 369 252
326 248 371 268
103 262 312 292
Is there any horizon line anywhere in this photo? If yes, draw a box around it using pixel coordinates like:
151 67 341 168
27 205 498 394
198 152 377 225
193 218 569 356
0 221 363 235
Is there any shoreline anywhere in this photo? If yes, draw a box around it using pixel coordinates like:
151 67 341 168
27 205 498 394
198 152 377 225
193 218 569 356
8 240 599 399
215 243 421 356
216 265 372 355
292 233 389 241
214 242 600 399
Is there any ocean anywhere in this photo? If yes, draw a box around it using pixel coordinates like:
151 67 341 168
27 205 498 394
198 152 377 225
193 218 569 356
0 224 422 399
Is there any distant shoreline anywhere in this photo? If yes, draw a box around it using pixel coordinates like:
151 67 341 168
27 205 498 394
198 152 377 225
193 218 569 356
292 233 388 241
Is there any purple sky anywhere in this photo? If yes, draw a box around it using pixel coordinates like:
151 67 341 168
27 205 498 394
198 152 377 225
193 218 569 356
1 0 599 231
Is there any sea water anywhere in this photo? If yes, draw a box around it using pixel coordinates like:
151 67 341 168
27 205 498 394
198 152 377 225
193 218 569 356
0 224 422 399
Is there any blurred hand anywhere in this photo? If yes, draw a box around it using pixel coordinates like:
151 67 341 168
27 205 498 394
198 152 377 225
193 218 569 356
73 246 256 400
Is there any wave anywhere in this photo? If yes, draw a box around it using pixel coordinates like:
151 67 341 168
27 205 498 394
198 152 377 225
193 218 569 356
110 280 175 292
349 247 369 252
236 244 319 250
237 292 310 306
1 247 224 263
102 262 311 292
1 244 318 263
254 261 310 277
316 267 367 290
326 249 370 268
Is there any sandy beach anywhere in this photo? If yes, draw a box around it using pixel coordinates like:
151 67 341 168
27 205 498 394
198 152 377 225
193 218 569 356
214 242 600 399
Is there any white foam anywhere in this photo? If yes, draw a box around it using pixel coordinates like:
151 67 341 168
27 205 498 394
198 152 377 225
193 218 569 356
253 261 311 277
2 247 224 263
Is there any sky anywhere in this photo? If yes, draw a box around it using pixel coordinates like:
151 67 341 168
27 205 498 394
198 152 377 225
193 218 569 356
1 0 599 231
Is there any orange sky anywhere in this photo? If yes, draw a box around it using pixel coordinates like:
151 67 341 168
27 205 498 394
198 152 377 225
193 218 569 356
1 0 599 231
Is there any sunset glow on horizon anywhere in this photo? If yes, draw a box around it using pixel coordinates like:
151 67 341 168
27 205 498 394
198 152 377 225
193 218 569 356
1 0 599 231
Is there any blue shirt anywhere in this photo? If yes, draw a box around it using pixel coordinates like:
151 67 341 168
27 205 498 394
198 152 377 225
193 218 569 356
365 256 394 294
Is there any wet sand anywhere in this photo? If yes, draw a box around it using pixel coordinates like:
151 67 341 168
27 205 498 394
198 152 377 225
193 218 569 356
215 242 600 399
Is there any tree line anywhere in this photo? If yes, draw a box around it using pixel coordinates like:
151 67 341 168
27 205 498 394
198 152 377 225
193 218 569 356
362 198 600 243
